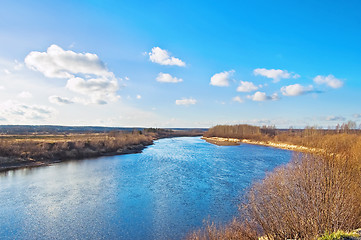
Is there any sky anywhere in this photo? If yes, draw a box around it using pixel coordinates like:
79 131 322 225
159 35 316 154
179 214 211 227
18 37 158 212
0 0 360 128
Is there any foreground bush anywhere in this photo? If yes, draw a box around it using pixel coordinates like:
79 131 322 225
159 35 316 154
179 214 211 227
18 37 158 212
246 151 361 239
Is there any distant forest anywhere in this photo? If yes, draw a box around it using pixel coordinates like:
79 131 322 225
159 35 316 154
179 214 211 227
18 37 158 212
204 121 360 138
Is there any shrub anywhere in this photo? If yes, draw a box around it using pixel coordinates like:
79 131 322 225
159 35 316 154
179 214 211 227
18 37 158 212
245 150 361 239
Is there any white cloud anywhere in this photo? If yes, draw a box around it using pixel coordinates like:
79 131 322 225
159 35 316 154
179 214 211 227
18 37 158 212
326 116 346 121
175 98 197 106
253 68 298 82
49 95 74 105
66 76 119 104
313 74 343 88
247 91 279 102
237 81 259 92
232 96 244 103
25 44 111 79
210 70 234 87
25 44 120 105
17 91 33 98
0 100 55 122
136 94 142 99
353 114 361 119
156 72 183 83
0 86 4 90
148 47 186 66
281 84 313 96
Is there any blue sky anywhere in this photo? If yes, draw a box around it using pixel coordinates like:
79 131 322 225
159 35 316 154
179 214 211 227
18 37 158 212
0 0 360 128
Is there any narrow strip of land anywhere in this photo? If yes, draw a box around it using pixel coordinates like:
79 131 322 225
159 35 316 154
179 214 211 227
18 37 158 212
202 136 320 152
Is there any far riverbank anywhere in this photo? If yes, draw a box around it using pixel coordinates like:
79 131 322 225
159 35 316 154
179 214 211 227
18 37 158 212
0 129 204 172
202 136 320 152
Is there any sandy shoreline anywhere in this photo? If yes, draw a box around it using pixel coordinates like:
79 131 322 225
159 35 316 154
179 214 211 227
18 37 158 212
202 136 320 152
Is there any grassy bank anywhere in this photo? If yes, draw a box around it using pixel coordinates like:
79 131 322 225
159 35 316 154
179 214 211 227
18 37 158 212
0 127 204 172
190 124 361 240
0 132 153 171
203 124 361 151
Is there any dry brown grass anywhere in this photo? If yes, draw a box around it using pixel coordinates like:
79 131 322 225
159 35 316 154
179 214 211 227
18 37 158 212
187 219 259 240
205 124 361 151
0 131 154 162
246 150 361 239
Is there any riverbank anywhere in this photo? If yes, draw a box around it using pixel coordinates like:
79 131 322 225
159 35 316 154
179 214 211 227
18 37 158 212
202 136 320 152
0 138 153 172
194 125 361 239
0 129 204 172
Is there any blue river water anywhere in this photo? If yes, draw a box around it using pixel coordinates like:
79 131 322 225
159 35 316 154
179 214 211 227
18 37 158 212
0 137 292 240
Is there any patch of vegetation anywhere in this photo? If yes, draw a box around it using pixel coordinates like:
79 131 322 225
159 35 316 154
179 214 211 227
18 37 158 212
203 123 361 151
318 230 360 240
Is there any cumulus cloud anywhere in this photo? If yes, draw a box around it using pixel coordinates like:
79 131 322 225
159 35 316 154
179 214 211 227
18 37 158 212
136 94 142 99
232 96 244 103
148 47 186 66
326 116 346 121
25 44 120 104
210 70 234 87
66 76 119 104
313 74 343 88
156 72 183 83
48 95 74 105
247 91 279 102
253 68 299 82
237 81 259 92
353 114 361 119
281 84 313 96
175 98 197 106
25 44 111 78
17 91 32 98
0 100 55 121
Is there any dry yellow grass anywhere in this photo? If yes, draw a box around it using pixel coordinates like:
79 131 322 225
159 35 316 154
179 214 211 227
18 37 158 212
0 131 155 171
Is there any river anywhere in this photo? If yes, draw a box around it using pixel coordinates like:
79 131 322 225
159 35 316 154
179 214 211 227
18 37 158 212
0 137 292 240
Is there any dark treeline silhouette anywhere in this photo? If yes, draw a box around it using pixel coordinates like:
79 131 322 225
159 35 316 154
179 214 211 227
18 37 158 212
0 125 207 135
